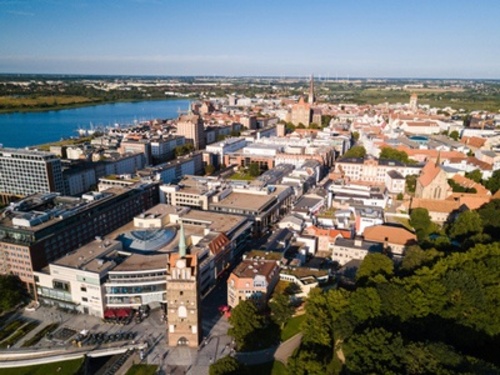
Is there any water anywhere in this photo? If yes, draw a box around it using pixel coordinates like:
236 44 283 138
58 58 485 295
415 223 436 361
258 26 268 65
0 99 190 148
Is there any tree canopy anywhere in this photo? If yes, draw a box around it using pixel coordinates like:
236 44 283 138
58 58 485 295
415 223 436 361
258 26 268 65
410 208 435 240
228 300 264 350
342 145 366 159
288 242 500 374
0 275 24 313
379 147 417 165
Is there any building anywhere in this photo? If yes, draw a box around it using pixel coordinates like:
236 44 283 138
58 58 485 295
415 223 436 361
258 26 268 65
160 175 219 210
119 139 152 166
166 248 201 347
150 135 186 164
409 93 418 111
363 224 417 257
209 185 294 234
176 113 205 151
227 259 280 310
291 97 312 127
34 238 122 317
334 157 421 184
415 160 451 200
385 170 406 194
0 183 159 295
0 148 64 204
331 237 383 266
137 152 204 184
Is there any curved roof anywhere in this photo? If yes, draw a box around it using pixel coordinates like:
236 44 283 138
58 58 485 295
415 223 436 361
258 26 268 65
120 227 177 252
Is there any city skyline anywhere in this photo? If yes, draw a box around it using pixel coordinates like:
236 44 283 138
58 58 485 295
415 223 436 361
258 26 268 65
1 0 500 79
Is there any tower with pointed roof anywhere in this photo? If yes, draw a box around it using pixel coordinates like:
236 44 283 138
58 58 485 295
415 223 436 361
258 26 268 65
165 221 201 347
308 74 315 105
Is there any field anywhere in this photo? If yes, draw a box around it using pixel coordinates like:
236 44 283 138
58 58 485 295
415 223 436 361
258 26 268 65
0 95 100 113
0 358 84 375
125 364 158 375
281 314 306 342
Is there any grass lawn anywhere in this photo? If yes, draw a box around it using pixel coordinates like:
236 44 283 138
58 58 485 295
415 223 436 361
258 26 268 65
281 314 306 342
0 358 84 375
125 364 158 375
248 361 288 375
228 172 255 181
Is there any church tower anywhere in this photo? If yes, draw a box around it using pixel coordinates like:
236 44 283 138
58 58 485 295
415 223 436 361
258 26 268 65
308 74 315 104
409 93 418 112
166 222 201 347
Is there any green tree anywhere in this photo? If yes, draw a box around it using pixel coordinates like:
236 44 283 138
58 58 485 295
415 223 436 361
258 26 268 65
321 115 333 128
449 130 460 141
465 169 482 183
379 147 417 165
400 246 443 275
248 162 260 177
269 293 294 328
0 275 24 313
344 328 405 375
448 210 483 241
204 164 216 175
228 300 265 350
356 253 394 285
209 356 245 375
485 170 500 194
405 174 418 193
410 208 434 241
342 145 366 159
352 131 360 141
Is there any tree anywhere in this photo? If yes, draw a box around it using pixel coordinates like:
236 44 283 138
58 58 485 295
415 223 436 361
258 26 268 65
342 145 366 159
204 164 216 175
405 174 418 193
485 170 500 194
344 328 405 375
379 147 417 165
351 131 360 141
410 208 434 241
210 356 245 375
248 162 260 177
321 115 333 128
449 130 460 141
448 210 483 241
400 246 443 275
228 300 265 350
269 293 294 328
356 253 394 285
285 282 302 295
465 169 482 183
0 275 24 313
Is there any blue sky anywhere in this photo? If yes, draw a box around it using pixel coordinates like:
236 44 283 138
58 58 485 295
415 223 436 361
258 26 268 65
0 0 499 78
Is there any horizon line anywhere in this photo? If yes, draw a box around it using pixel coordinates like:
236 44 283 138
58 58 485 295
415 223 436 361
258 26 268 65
0 72 499 81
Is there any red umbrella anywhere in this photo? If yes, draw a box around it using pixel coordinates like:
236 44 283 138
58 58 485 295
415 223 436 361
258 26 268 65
104 309 116 318
116 308 131 318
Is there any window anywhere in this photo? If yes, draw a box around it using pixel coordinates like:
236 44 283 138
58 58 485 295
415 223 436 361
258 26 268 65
180 291 184 296
82 297 88 302
80 286 87 292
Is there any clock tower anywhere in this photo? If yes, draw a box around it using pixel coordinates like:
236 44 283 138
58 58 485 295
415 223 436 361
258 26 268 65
166 223 201 347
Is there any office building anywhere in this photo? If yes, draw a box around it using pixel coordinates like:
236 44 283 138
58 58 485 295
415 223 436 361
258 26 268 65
0 148 64 204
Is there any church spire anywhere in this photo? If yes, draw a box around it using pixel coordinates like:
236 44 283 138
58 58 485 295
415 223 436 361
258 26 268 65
178 221 187 258
435 151 441 167
308 74 315 104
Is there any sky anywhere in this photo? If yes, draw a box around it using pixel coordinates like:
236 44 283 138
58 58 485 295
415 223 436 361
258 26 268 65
0 0 499 78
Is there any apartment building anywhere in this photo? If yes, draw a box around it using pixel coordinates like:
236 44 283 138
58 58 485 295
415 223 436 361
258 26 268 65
227 259 280 310
0 148 64 204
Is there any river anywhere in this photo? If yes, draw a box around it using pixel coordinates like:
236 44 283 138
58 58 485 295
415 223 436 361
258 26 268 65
0 99 191 148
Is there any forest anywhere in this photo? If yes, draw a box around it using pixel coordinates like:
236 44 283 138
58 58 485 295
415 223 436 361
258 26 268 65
288 199 500 374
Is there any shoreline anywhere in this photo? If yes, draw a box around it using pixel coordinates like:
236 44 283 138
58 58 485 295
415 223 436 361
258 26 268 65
0 96 192 115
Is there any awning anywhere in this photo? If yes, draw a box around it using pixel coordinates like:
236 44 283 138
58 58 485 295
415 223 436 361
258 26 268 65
104 309 116 318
